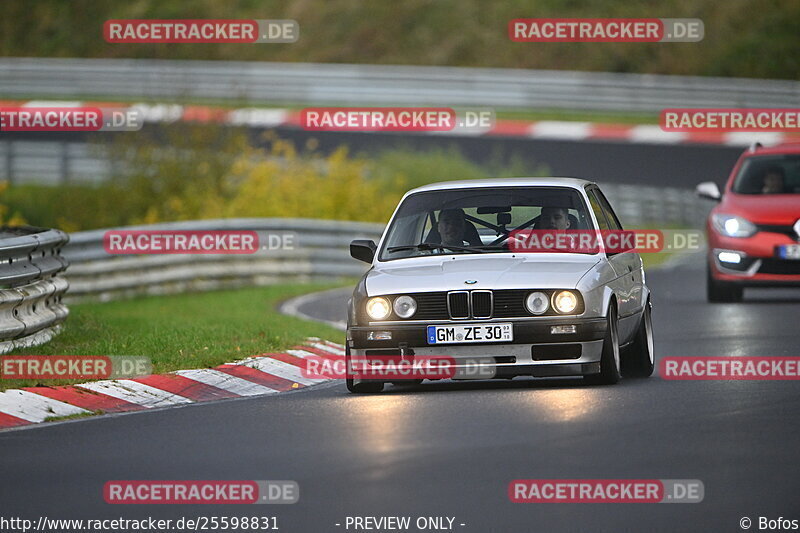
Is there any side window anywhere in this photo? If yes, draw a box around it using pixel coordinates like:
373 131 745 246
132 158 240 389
593 188 623 231
586 189 610 230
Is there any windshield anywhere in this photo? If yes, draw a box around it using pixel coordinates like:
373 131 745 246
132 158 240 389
732 155 800 194
379 186 593 260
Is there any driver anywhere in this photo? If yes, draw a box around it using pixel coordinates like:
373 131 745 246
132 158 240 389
539 206 571 230
437 208 468 246
436 209 469 246
761 166 786 194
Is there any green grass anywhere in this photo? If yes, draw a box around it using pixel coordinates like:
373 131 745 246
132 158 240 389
1 282 349 391
494 109 658 125
44 411 102 423
0 251 680 393
640 252 675 270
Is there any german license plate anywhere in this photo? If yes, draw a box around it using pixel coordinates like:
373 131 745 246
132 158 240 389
778 244 800 260
427 323 513 344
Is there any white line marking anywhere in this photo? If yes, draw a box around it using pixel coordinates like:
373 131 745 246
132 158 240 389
308 342 345 356
629 125 688 144
228 108 288 127
240 357 324 386
529 121 591 140
23 100 83 108
77 380 193 408
321 340 346 350
286 349 319 359
0 389 89 422
723 132 785 146
175 369 278 396
279 288 350 331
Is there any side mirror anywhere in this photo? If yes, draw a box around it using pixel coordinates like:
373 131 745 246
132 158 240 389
350 239 377 263
695 181 722 201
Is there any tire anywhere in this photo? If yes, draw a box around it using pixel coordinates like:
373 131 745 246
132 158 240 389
345 346 384 393
622 299 654 378
707 264 743 303
584 302 621 385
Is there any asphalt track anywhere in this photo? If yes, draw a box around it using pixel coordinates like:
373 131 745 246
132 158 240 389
7 127 743 189
2 252 800 532
270 127 743 189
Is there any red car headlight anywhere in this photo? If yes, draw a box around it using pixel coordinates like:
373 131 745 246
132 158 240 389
712 214 757 238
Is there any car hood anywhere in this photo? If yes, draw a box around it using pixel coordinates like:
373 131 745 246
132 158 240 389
720 194 800 225
366 255 601 295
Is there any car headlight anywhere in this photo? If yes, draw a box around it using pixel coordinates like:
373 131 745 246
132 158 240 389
712 214 756 238
552 290 578 314
525 291 549 315
393 295 417 318
365 297 391 320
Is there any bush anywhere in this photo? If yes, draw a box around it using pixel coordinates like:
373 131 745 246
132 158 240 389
2 125 548 231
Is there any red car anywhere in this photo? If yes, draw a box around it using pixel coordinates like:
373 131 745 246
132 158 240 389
697 142 800 302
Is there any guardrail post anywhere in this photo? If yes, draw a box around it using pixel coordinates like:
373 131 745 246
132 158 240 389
60 140 69 184
4 140 13 185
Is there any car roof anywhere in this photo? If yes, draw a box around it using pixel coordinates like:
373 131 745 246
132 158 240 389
406 177 597 195
745 142 800 156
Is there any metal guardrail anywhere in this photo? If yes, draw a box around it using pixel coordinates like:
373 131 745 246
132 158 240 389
0 227 70 353
62 219 385 300
601 183 712 229
0 140 110 185
2 58 798 112
62 200 710 301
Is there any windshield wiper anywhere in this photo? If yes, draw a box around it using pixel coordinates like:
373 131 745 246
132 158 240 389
386 243 485 253
471 244 508 251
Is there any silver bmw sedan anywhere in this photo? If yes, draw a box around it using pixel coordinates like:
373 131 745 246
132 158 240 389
346 177 654 393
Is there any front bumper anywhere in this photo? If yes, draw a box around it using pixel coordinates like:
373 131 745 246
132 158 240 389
347 317 606 379
709 250 800 286
708 231 800 285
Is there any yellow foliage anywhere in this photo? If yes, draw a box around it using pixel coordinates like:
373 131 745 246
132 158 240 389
215 145 404 223
0 182 27 227
130 137 407 224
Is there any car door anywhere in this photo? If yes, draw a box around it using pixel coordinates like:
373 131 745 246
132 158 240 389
587 187 643 343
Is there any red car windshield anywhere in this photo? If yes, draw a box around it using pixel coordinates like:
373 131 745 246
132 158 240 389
732 154 800 194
